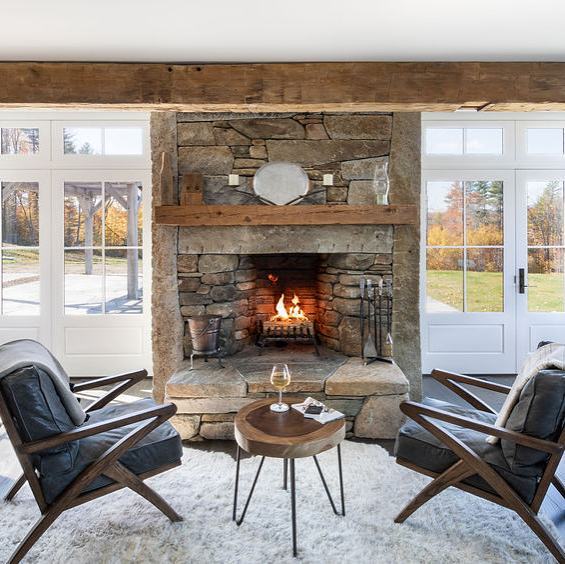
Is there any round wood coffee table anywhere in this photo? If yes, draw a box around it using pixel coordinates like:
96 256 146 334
232 397 346 557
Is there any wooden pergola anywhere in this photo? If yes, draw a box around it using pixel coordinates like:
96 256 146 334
2 181 141 300
64 182 141 300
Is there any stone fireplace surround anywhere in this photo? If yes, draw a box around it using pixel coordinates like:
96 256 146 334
150 111 421 439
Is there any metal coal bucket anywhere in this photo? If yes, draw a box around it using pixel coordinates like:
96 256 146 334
187 315 222 354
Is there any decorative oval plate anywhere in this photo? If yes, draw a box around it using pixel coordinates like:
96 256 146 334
253 161 310 205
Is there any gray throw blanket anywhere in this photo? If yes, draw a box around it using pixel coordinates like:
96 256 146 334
0 339 86 425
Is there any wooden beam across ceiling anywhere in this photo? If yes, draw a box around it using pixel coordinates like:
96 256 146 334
1 62 565 112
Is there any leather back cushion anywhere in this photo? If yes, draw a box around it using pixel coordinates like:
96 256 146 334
0 365 78 474
501 369 565 476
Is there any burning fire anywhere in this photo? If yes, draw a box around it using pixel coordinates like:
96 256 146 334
271 292 309 322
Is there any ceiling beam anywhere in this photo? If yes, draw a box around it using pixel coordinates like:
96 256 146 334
1 62 565 112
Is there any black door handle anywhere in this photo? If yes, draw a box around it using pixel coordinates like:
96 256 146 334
518 268 527 294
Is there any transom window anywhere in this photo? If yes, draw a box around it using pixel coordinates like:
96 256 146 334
425 126 504 156
1 128 40 155
63 126 144 156
525 128 565 156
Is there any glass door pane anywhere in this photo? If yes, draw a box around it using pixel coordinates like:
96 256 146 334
62 180 143 315
1 181 40 315
425 179 504 313
526 180 565 312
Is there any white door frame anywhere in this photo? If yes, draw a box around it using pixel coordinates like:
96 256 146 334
51 169 152 376
421 169 517 374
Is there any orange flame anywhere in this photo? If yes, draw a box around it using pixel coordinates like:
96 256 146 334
271 292 309 322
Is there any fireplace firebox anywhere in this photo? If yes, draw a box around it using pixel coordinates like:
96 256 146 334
179 252 392 359
253 254 320 354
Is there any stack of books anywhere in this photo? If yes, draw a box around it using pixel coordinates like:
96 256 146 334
291 397 345 425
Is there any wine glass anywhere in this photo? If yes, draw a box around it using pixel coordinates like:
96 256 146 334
270 363 291 412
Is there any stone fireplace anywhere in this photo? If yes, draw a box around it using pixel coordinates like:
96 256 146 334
151 110 421 440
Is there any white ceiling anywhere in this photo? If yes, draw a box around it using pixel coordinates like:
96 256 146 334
3 0 565 63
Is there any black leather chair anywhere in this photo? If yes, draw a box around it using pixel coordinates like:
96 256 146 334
394 368 565 563
0 340 183 564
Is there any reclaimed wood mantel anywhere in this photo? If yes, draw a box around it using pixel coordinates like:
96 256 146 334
155 204 417 227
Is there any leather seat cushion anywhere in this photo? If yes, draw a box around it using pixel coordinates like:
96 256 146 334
394 398 540 504
40 398 183 504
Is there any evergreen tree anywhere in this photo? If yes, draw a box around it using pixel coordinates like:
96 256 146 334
63 130 77 154
79 142 94 155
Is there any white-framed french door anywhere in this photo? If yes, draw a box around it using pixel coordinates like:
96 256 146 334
421 170 517 374
516 170 565 366
421 112 565 374
0 111 152 377
0 170 51 346
51 169 152 375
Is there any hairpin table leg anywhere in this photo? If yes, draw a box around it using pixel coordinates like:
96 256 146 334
234 455 265 526
290 458 297 557
338 443 345 516
232 445 240 522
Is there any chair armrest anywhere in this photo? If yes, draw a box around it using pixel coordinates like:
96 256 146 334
400 400 562 455
430 369 511 415
20 402 177 455
74 369 149 413
432 369 512 394
72 369 148 392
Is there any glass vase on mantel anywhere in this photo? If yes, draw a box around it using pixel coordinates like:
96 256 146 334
373 160 390 205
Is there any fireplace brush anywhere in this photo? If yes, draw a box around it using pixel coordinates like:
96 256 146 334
359 277 366 361
360 276 393 365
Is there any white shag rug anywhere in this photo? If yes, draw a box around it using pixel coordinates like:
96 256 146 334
0 437 560 564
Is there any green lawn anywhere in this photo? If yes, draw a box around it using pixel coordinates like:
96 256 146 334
427 270 564 312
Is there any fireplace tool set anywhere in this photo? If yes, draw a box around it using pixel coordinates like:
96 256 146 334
359 277 393 365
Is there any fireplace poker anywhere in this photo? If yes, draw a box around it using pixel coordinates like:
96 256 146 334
359 277 366 361
362 279 378 362
373 283 378 356
377 278 383 355
366 278 393 365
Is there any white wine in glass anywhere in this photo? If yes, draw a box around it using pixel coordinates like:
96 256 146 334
270 363 291 413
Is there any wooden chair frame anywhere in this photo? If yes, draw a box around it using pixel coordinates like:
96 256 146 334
395 369 565 563
0 369 183 564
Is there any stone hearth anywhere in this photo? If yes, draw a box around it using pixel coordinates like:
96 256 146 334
166 345 409 441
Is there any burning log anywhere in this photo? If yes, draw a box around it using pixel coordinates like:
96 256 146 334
271 292 309 322
256 290 319 355
262 320 315 338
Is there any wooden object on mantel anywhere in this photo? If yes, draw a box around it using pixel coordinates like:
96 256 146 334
234 398 345 459
158 152 175 205
155 203 417 226
179 173 204 206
